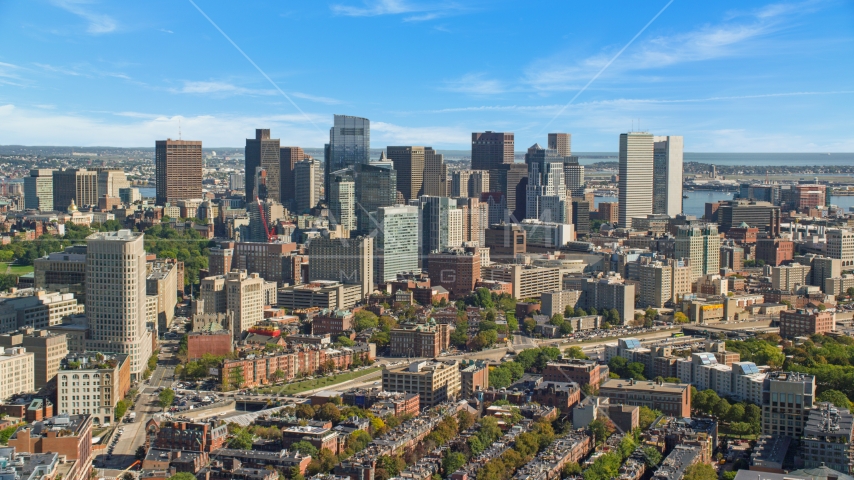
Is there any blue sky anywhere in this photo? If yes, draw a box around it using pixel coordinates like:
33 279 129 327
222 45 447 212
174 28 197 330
0 0 852 151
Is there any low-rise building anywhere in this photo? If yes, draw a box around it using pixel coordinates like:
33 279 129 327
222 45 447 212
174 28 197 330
761 371 815 437
389 323 451 358
311 309 354 336
542 359 608 386
0 347 34 400
57 352 130 425
382 360 461 408
780 308 834 338
147 418 228 452
186 331 233 360
460 360 488 399
7 413 92 480
599 378 691 418
281 425 340 454
802 402 854 473
277 281 363 310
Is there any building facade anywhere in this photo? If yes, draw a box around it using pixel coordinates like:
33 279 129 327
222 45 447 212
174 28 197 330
155 139 202 206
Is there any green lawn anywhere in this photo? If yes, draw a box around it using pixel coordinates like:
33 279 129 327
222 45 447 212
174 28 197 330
0 263 33 275
255 367 382 396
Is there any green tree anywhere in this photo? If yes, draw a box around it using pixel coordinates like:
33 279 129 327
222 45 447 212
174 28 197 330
171 474 198 480
589 419 609 444
725 403 745 423
847 287 854 297
642 446 662 467
564 346 588 359
523 318 538 335
683 463 717 480
673 312 689 324
443 452 466 475
564 305 575 317
291 440 319 457
158 388 175 410
550 313 564 326
228 427 253 449
353 310 379 331
818 389 853 409
337 336 355 347
638 406 662 430
316 403 341 422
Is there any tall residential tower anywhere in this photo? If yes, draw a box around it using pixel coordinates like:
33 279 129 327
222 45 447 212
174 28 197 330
155 139 203 206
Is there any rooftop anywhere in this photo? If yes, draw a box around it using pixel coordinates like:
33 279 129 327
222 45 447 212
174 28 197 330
600 378 689 394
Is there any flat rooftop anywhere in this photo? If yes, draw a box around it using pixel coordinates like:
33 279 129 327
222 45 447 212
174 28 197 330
601 379 689 394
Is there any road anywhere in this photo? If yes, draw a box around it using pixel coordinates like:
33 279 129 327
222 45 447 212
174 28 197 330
94 340 179 472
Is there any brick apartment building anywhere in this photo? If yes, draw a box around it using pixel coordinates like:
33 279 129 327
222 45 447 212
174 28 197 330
147 418 228 453
311 309 354 336
756 238 794 266
186 331 233 360
779 309 834 338
542 359 608 387
7 414 93 480
389 323 451 358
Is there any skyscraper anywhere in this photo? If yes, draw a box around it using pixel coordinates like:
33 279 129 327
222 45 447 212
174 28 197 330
418 196 463 261
24 169 54 211
451 170 472 198
94 168 130 199
548 133 572 156
294 158 321 214
653 135 684 217
563 158 585 198
468 171 490 199
490 163 528 222
309 235 374 298
245 129 281 202
84 230 152 381
325 115 370 197
329 171 356 234
387 146 425 202
373 205 420 283
618 132 654 228
280 146 305 208
675 224 721 282
53 168 98 210
422 147 447 197
155 139 203 206
355 160 398 235
471 131 514 171
525 144 568 223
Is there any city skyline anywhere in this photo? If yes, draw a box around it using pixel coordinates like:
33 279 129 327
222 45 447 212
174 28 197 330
0 1 852 151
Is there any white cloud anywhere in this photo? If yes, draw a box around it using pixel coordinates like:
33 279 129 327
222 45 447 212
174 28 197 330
0 105 330 147
442 73 508 95
170 81 277 97
524 0 810 93
330 0 465 21
290 92 342 105
160 28 174 34
50 0 117 34
371 121 471 146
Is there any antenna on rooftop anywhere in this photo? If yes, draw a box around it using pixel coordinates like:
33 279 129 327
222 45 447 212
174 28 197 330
179 119 182 140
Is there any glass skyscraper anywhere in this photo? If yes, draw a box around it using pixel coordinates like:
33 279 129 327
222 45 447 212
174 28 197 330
373 205 420 283
355 160 397 235
325 115 370 197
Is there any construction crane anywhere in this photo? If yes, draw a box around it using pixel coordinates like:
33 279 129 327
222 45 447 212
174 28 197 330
257 199 276 242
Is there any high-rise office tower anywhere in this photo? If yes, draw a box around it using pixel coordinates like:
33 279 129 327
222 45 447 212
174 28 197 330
563 158 585 197
279 146 305 208
422 147 447 197
294 158 321 214
325 115 370 197
94 168 130 199
456 197 487 246
548 133 572 156
468 171 490 199
490 163 528 222
374 205 420 283
572 197 591 237
245 129 281 202
451 171 472 198
618 132 654 228
418 196 463 261
224 270 266 340
309 235 374 297
387 146 425 202
53 168 99 211
247 200 285 242
329 171 356 234
155 139 203 206
84 230 153 381
653 136 684 217
355 160 398 235
525 144 568 223
471 131 514 171
675 224 721 282
24 169 54 211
